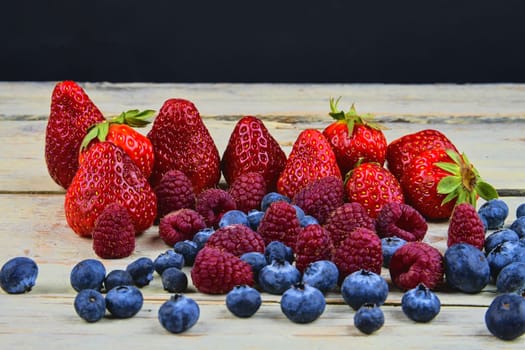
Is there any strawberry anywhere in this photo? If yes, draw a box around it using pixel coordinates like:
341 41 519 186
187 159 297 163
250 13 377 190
222 116 287 192
401 148 498 220
277 129 341 199
65 142 157 237
45 81 105 189
323 98 387 176
386 129 458 180
344 162 404 219
147 98 220 193
79 109 156 178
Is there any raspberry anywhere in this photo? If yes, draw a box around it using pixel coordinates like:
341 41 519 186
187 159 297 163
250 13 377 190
389 242 444 290
447 203 485 250
376 202 428 242
257 200 302 250
228 172 267 213
195 188 236 227
332 227 382 282
206 224 266 256
292 176 345 225
323 202 376 248
294 224 333 273
159 209 206 247
92 203 135 259
191 246 254 294
154 169 196 220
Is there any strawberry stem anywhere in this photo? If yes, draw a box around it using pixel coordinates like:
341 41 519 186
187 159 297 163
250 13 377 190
328 97 386 133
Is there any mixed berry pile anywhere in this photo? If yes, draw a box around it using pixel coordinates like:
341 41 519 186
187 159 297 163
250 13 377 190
1 81 525 340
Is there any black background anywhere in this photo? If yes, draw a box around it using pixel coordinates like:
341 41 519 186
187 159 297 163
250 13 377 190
2 1 525 83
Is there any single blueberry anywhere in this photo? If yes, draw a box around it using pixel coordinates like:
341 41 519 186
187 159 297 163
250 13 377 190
496 262 525 294
70 259 106 292
280 282 326 324
174 240 199 266
485 229 520 255
74 289 106 322
381 236 407 268
218 209 250 228
444 243 490 293
158 294 200 333
225 285 262 318
105 285 143 318
161 267 188 293
485 293 525 340
300 215 319 227
261 192 290 211
126 257 154 287
247 210 265 231
264 241 294 264
240 252 267 281
192 228 215 250
341 269 389 310
302 260 339 294
516 203 525 218
478 199 509 230
0 256 38 294
154 250 185 275
486 240 525 280
510 216 525 239
293 205 306 222
104 269 134 292
258 259 301 295
401 283 441 323
354 303 385 334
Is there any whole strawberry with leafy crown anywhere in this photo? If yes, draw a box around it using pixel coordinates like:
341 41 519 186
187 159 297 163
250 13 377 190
222 115 287 192
277 129 341 199
147 98 220 194
65 142 157 237
45 81 105 189
401 148 498 220
323 98 387 176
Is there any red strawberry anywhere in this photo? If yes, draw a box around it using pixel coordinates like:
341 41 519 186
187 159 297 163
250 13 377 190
323 98 387 175
205 224 266 257
386 129 458 180
79 110 156 178
45 81 105 189
147 98 220 193
191 246 254 294
228 172 267 213
447 203 485 249
65 142 157 237
401 148 498 220
92 203 135 259
257 200 302 250
277 129 341 199
295 224 333 273
222 116 287 191
323 202 376 248
344 162 404 219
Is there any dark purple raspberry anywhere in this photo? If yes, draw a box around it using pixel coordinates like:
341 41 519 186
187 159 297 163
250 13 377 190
205 224 266 257
323 202 376 248
195 188 237 228
154 169 196 220
376 202 427 242
257 201 302 250
447 203 485 250
228 172 267 213
92 203 135 259
159 209 206 246
295 224 333 273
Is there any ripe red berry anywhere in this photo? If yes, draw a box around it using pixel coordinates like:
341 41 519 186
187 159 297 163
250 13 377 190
257 201 302 250
195 188 236 228
159 209 206 247
154 169 196 220
206 224 265 257
228 172 267 213
295 224 333 273
92 203 135 259
323 202 376 248
376 202 428 242
447 203 485 250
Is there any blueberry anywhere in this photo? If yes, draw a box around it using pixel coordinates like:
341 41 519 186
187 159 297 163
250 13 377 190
70 259 106 292
300 215 319 227
487 240 525 280
105 285 143 318
341 269 389 310
478 199 509 230
293 205 306 222
240 252 267 281
485 293 525 340
225 285 262 318
192 228 215 249
154 250 185 275
444 243 490 293
0 257 38 294
247 210 265 231
174 240 199 266
485 229 520 255
510 217 525 239
258 259 301 295
517 203 525 218
104 269 134 292
264 241 294 264
496 262 525 294
280 282 326 324
354 303 385 334
381 237 407 268
401 283 441 323
161 267 188 293
302 260 339 294
126 257 154 287
218 210 250 228
261 192 290 211
74 289 106 322
158 294 200 333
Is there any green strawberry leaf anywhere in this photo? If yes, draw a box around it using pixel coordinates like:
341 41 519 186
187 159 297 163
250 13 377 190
476 180 499 200
435 162 460 175
445 149 463 165
110 109 155 127
441 190 459 205
437 175 461 194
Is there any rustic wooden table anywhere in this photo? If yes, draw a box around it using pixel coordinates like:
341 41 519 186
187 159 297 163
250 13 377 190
1 82 524 349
